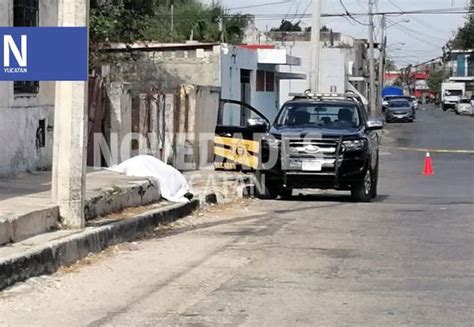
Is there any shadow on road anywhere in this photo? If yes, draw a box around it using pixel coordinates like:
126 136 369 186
279 193 390 203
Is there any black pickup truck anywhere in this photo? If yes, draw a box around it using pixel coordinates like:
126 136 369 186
214 94 384 202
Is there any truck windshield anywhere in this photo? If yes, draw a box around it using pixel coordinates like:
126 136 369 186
445 90 463 96
276 103 361 129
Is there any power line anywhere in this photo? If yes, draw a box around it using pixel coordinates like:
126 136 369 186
220 8 471 21
282 0 298 22
386 0 450 35
390 24 442 49
386 17 447 42
294 0 312 24
228 1 292 11
338 0 371 26
291 0 304 23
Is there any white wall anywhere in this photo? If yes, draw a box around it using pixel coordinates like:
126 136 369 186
0 0 57 176
220 45 281 124
279 42 349 105
320 48 346 94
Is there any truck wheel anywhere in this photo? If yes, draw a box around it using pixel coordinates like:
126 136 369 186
442 105 447 112
351 169 373 202
371 160 379 199
254 170 278 199
279 188 293 199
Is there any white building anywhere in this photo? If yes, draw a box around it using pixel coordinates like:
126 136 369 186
277 39 370 106
220 44 304 123
0 0 58 177
243 29 370 106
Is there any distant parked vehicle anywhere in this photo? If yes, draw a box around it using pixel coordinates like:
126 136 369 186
382 96 416 119
455 98 473 115
441 82 465 111
384 99 415 123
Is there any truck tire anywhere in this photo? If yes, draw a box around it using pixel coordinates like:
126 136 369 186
279 188 293 199
351 168 374 202
371 158 379 199
442 104 447 112
254 170 278 199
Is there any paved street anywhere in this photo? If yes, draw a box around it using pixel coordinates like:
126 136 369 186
0 105 473 326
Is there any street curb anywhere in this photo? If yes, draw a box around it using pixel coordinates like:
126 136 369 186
0 198 205 291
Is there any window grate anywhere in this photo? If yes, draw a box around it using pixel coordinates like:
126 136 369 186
13 0 39 95
14 81 39 94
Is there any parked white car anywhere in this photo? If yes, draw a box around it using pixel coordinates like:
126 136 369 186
455 98 474 115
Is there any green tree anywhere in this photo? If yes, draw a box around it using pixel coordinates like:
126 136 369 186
392 78 402 87
385 59 397 72
427 70 444 94
271 20 302 32
90 0 251 44
451 1 474 49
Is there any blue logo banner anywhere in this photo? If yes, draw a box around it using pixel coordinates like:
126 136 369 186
0 27 88 81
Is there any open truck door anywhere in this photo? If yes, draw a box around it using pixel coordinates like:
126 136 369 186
214 99 270 171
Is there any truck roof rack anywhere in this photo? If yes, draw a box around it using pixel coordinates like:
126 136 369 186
289 90 363 105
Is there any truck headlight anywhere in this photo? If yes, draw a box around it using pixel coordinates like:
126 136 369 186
342 139 367 152
262 136 281 149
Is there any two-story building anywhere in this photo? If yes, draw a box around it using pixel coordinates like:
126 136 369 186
256 30 370 106
447 49 474 97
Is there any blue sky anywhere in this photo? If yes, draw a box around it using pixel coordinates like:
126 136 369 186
202 0 470 67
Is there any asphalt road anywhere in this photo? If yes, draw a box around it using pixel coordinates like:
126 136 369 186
0 105 473 326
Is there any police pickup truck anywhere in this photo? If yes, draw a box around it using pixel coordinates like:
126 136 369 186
214 93 384 202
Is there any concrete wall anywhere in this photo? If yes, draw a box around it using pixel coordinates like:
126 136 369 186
102 44 283 127
106 46 221 96
320 49 346 94
220 45 280 123
0 0 57 177
220 45 256 125
279 42 362 105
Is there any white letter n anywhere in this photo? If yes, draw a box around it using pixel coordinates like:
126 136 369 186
3 35 27 67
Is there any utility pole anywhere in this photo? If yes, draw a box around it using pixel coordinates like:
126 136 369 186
378 15 386 107
368 0 376 115
170 4 174 40
310 0 322 93
52 0 89 228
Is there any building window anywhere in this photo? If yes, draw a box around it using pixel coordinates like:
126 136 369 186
256 70 275 92
266 71 275 92
14 0 39 95
256 70 265 91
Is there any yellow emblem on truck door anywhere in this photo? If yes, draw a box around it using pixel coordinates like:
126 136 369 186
214 136 260 169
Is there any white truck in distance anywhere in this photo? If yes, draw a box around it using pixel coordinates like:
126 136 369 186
441 82 465 111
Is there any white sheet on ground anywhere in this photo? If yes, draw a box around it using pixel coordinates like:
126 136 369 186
109 155 190 203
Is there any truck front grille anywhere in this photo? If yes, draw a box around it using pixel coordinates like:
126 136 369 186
287 139 338 158
284 138 341 171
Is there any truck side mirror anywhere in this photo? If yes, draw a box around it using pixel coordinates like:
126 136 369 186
248 117 268 132
367 119 384 130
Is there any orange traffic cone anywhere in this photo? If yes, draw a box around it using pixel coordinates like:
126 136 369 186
423 152 434 176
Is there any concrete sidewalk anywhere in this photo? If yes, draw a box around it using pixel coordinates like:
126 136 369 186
0 169 160 245
0 169 252 291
